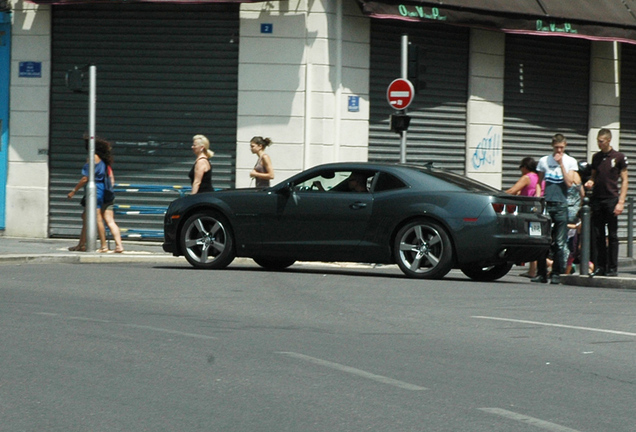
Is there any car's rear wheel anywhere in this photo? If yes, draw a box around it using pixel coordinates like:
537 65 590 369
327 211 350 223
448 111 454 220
460 263 513 281
253 257 296 270
394 219 453 279
180 212 235 269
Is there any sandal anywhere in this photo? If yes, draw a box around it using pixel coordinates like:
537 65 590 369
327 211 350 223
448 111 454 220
114 247 124 254
97 247 110 253
68 244 86 252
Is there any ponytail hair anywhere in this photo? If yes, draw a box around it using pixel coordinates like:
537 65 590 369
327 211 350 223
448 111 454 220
193 134 214 158
250 136 272 148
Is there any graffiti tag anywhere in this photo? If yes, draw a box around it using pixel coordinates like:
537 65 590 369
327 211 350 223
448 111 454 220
471 127 501 170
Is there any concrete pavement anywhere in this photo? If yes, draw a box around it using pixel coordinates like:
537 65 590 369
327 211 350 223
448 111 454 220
1 236 636 289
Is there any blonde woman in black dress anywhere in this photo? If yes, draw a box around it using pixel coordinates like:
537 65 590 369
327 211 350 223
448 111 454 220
189 134 214 194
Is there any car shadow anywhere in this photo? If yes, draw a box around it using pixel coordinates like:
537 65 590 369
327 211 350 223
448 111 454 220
153 262 521 284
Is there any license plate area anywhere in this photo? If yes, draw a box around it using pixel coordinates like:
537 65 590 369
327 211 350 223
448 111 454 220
529 221 542 236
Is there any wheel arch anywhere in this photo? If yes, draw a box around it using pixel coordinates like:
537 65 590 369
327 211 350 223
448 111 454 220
389 214 459 266
173 204 236 256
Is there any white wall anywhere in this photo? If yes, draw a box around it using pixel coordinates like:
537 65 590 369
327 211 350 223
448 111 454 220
235 0 369 187
465 29 505 189
6 0 50 237
587 41 621 161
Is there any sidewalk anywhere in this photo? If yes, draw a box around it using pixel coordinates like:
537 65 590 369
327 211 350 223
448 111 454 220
0 236 184 265
1 236 636 289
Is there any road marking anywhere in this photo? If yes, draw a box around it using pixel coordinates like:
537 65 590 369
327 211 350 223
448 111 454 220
472 316 636 337
34 312 216 340
277 351 427 391
479 408 583 432
120 323 217 340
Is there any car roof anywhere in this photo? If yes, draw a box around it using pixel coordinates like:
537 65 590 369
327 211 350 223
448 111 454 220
303 162 499 193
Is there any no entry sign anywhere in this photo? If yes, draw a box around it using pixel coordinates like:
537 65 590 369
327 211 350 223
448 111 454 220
386 78 415 110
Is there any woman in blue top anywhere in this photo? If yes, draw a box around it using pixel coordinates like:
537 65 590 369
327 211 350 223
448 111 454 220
67 137 123 253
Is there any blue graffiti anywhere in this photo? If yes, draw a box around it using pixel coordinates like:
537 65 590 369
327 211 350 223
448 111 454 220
471 128 501 170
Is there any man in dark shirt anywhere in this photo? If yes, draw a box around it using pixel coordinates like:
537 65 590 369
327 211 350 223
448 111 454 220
585 128 629 277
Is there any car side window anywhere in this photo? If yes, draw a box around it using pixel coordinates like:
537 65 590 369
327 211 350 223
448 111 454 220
373 172 407 192
294 171 375 193
294 171 345 192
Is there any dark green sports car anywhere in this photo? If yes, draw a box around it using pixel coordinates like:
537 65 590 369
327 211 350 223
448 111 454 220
163 162 550 280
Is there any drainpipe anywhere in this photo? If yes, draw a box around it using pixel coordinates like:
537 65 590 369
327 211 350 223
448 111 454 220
334 0 343 161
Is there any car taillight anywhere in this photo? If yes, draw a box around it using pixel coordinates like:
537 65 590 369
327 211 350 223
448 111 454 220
492 203 504 213
491 203 518 215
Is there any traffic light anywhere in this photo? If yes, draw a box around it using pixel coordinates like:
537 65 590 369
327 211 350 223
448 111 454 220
65 67 85 93
407 43 427 93
390 114 411 132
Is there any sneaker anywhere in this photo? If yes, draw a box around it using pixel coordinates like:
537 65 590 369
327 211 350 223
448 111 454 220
550 276 561 284
590 268 606 277
606 269 618 277
530 275 547 283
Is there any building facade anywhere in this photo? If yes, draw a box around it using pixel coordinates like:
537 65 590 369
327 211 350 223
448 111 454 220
1 0 634 238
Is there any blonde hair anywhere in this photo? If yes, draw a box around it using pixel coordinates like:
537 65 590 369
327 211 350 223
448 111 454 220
193 134 214 158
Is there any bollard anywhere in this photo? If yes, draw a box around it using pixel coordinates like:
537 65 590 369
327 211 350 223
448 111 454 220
628 197 633 259
579 196 591 276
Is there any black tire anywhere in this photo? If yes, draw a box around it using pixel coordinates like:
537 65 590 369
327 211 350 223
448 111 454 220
179 212 235 269
460 263 513 281
253 257 296 270
394 219 453 279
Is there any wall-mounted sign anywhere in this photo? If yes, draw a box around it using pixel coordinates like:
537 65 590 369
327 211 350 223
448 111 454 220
261 23 273 34
19 61 42 78
348 96 360 112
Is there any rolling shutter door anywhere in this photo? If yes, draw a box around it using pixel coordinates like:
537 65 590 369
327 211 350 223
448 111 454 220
619 43 636 238
368 22 469 173
49 3 239 238
502 35 590 189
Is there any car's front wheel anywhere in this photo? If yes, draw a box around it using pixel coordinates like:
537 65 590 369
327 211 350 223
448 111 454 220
460 263 513 281
253 257 296 270
394 219 453 279
180 212 235 269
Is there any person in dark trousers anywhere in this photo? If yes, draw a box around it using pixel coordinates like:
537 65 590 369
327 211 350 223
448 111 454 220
585 128 629 277
533 134 579 284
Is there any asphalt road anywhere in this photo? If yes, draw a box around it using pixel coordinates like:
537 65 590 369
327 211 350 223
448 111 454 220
1 261 635 432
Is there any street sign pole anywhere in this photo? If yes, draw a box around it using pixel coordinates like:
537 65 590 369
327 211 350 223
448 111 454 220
400 34 408 163
86 65 97 251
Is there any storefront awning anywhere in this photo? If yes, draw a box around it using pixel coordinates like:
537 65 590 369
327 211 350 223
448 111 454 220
25 0 258 4
356 0 636 44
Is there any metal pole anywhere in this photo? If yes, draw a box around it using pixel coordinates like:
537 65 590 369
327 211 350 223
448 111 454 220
628 197 634 258
580 196 591 276
85 64 97 251
400 34 408 164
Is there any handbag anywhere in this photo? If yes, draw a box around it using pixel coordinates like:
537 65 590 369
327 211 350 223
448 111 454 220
103 166 116 203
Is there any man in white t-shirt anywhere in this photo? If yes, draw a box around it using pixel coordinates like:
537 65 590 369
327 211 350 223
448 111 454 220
533 133 579 284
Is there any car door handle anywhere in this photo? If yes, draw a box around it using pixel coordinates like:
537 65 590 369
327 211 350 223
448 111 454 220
349 202 367 210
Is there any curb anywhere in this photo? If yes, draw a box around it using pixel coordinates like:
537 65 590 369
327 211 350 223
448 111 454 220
561 274 636 289
0 253 185 265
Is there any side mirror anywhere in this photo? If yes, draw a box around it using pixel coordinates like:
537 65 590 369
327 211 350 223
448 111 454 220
278 182 293 197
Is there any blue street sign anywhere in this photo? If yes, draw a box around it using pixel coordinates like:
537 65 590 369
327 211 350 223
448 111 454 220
19 61 42 78
261 23 273 34
348 95 360 112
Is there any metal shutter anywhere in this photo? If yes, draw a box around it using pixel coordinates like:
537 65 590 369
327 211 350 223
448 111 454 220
368 21 469 173
618 42 636 238
49 3 239 238
502 35 590 189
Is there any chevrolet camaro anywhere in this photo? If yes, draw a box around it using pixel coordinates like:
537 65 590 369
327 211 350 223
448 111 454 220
163 162 551 280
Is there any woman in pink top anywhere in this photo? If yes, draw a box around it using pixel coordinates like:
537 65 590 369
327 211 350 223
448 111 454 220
506 157 542 197
506 157 542 278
